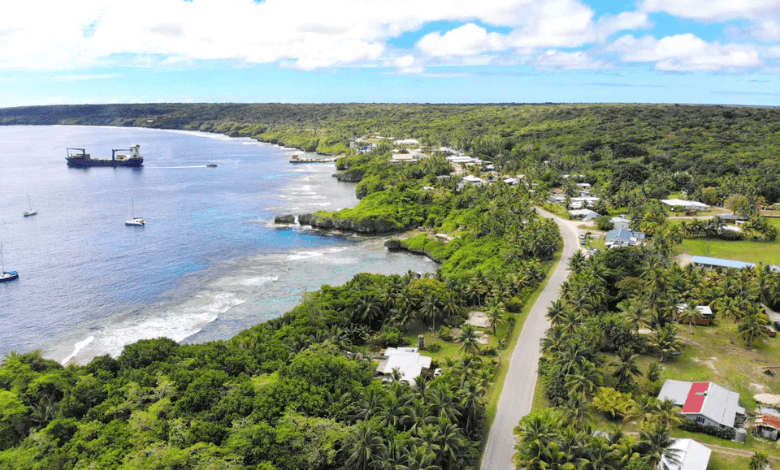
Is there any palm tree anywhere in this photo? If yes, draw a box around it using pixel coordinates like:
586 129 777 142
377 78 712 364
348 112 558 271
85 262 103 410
420 294 441 332
440 294 462 327
456 324 481 355
486 299 505 335
610 348 642 391
711 295 746 343
677 303 698 336
651 325 683 362
739 312 769 347
354 295 382 327
344 421 388 470
638 422 681 470
569 250 587 273
395 444 439 470
546 300 567 326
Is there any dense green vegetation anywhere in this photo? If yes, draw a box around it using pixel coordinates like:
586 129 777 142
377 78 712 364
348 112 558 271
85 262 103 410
0 109 564 468
517 240 780 469
3 103 780 468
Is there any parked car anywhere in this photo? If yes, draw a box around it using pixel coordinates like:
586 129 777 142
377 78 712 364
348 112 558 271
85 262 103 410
767 325 777 338
774 320 780 330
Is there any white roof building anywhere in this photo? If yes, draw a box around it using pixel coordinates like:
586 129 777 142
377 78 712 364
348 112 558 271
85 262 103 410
569 209 601 221
661 199 710 211
660 439 711 470
394 138 419 146
375 347 432 385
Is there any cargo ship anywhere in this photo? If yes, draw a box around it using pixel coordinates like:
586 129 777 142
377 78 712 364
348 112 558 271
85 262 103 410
66 145 144 167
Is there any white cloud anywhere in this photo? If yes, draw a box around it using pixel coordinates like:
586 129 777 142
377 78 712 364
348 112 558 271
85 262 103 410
611 34 763 71
765 46 780 58
533 49 610 69
417 24 506 57
0 0 651 73
737 20 780 41
641 0 780 21
389 55 425 74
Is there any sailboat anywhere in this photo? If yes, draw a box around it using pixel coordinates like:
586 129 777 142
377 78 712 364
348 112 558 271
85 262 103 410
125 198 145 226
23 195 37 217
1 242 19 282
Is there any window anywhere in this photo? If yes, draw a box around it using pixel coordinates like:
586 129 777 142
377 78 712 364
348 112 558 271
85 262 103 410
696 416 706 425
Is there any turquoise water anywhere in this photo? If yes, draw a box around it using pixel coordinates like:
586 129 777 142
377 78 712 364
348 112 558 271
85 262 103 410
0 126 435 364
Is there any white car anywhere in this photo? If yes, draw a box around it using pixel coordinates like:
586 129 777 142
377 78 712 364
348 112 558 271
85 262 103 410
433 368 443 377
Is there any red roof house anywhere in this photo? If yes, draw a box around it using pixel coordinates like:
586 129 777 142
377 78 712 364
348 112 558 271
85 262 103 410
754 413 780 440
658 380 745 429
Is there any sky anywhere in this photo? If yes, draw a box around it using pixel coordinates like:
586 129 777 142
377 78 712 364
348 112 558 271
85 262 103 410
1 0 780 107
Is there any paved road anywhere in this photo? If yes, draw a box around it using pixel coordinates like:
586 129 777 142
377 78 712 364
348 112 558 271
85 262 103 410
480 209 580 470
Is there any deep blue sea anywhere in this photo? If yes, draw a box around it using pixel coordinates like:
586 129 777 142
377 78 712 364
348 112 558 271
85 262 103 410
0 126 434 364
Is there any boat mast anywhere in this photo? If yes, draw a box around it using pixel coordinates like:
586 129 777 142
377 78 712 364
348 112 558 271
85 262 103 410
1 242 4 273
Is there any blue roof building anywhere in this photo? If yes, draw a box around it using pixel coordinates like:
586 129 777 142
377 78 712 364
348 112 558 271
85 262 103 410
605 229 645 248
692 256 780 272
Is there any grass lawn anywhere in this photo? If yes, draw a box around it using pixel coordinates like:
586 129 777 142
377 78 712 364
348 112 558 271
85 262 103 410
676 218 780 265
677 238 780 266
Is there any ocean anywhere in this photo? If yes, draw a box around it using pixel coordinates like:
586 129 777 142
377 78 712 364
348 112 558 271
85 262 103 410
0 125 435 364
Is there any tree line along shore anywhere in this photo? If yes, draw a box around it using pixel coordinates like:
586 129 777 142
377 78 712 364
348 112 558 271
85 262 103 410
2 103 780 469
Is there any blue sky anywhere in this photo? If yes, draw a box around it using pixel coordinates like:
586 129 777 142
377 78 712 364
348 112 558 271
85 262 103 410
1 0 779 107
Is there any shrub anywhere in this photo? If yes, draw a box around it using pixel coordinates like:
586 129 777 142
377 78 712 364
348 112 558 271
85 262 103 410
438 327 453 342
595 216 613 231
425 343 442 353
505 297 523 313
375 328 407 348
678 420 736 440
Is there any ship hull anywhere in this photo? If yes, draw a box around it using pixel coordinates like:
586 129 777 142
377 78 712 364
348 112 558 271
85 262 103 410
66 158 143 168
0 271 18 282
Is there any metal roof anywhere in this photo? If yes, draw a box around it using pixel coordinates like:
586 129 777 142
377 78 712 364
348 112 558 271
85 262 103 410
376 347 432 385
661 439 711 470
659 380 742 427
692 256 757 270
659 379 692 406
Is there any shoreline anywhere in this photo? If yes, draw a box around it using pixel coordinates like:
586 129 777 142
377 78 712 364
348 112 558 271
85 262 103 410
40 129 434 365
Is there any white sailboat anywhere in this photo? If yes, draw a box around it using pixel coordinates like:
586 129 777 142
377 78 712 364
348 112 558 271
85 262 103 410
1 242 19 282
23 195 37 217
125 198 145 226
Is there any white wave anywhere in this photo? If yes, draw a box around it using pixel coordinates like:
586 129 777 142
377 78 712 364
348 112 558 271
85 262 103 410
61 336 95 365
76 292 245 361
287 251 324 261
236 276 279 286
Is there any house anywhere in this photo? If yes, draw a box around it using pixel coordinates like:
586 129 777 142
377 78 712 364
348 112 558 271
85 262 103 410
375 347 432 385
661 199 710 212
576 182 591 189
753 413 780 441
502 177 520 186
570 196 600 209
393 138 420 146
610 216 631 231
605 229 645 248
391 154 415 163
716 214 748 225
754 413 780 440
569 209 601 222
462 175 485 185
691 256 780 272
675 304 713 326
446 155 482 166
660 439 711 470
658 380 745 429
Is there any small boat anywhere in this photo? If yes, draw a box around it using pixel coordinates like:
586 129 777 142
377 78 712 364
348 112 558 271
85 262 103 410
23 195 38 217
207 163 218 168
0 242 19 282
125 198 145 226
